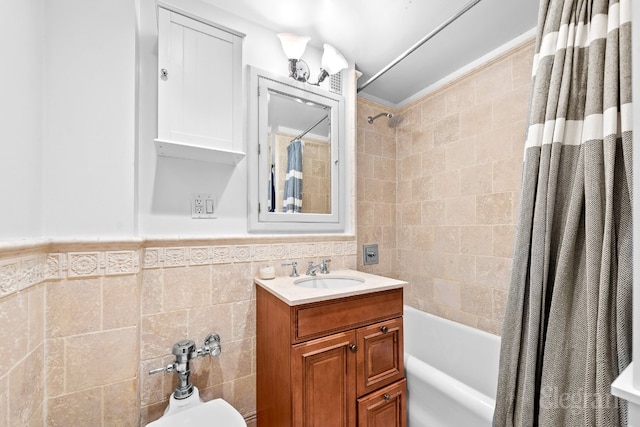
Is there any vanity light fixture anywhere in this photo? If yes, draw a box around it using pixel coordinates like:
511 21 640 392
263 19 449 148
277 33 348 86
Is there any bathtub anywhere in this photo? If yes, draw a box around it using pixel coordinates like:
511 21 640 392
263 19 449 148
403 305 501 427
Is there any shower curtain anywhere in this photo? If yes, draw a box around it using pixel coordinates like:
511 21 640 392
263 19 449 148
493 0 632 426
283 139 303 213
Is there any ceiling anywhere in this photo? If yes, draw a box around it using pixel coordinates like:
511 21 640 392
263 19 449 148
203 0 540 107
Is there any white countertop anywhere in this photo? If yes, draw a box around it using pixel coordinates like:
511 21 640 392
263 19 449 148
254 269 407 306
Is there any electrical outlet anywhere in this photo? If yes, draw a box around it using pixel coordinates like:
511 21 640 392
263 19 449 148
191 194 216 219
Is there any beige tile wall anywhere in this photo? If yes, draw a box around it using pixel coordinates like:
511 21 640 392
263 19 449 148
0 246 48 427
0 284 45 426
139 239 357 424
357 39 534 335
0 237 356 425
46 274 139 426
356 103 399 278
138 259 258 424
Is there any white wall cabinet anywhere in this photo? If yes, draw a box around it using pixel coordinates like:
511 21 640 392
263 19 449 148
155 6 244 165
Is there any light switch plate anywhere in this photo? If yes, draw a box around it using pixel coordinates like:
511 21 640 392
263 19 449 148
363 244 379 265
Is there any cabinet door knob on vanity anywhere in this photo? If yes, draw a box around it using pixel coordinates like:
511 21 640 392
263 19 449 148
349 344 358 353
380 325 388 334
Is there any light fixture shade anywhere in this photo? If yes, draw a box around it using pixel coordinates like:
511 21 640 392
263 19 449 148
277 33 310 59
321 43 348 75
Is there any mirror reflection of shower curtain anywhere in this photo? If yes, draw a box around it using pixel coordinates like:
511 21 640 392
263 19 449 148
283 139 303 212
268 164 275 212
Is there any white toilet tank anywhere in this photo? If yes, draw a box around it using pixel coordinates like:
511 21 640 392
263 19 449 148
146 387 246 427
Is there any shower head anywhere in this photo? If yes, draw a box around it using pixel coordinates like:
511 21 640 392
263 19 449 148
367 112 404 128
387 114 404 128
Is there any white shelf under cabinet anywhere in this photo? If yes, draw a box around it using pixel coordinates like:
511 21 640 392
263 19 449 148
154 139 245 165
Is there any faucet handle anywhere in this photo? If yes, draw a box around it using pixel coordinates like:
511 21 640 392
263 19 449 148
281 261 299 277
320 259 331 274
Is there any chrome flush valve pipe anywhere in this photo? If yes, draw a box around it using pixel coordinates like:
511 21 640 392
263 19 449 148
170 339 197 399
149 333 221 400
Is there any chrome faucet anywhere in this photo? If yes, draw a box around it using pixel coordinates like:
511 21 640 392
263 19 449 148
306 261 321 276
306 259 331 276
149 333 221 400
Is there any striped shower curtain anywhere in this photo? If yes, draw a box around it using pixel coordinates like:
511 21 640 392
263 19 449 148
283 139 303 213
493 0 632 426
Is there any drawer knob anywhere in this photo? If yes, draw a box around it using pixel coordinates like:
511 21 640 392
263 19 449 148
380 326 388 334
383 393 391 401
349 344 358 353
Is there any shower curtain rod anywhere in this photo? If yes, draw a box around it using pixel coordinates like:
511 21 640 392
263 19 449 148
357 0 484 92
291 114 329 142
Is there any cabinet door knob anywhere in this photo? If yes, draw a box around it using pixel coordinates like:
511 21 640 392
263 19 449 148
383 393 391 401
380 325 388 334
349 344 358 353
160 68 169 80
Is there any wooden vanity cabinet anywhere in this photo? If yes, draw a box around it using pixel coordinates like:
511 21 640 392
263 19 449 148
256 285 406 427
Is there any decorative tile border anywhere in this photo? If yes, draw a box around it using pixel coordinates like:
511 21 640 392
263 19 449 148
0 254 48 298
0 239 357 298
46 254 65 280
106 251 140 275
64 250 140 279
141 241 356 269
67 252 102 278
0 250 140 298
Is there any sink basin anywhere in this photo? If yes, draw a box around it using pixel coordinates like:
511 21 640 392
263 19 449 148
294 276 365 289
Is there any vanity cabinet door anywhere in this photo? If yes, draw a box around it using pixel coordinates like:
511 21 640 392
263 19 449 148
292 331 358 427
357 379 407 427
356 317 404 397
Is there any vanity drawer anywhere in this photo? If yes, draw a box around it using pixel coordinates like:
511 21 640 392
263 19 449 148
357 379 407 427
292 288 403 343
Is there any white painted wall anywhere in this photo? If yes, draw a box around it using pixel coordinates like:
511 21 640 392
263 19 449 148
0 0 44 240
0 0 354 243
137 0 356 236
42 0 137 238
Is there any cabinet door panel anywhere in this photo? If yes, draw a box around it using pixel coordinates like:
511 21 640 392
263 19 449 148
292 331 357 427
357 317 404 396
158 7 240 150
357 379 407 427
